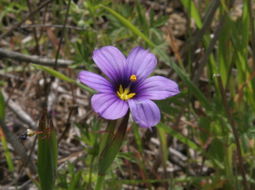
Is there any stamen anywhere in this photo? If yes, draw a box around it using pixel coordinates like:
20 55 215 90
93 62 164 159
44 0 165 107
124 88 130 94
119 85 124 94
127 93 136 99
130 74 137 82
117 85 136 100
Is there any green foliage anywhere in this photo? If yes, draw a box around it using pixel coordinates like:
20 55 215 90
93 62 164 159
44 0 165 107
1 0 255 189
57 163 85 190
100 5 155 47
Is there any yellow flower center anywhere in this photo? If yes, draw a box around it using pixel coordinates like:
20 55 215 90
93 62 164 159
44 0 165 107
117 85 136 101
130 74 137 82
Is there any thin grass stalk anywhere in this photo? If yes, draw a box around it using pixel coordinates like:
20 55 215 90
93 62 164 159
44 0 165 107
0 129 14 171
26 0 40 54
99 120 116 153
247 0 255 70
54 0 72 69
157 127 169 189
132 127 152 190
217 76 249 190
33 64 94 93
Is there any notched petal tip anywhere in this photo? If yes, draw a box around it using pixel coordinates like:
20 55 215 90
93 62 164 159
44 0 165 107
78 71 89 81
78 70 85 79
131 46 147 52
92 46 125 60
78 70 113 93
127 47 157 79
168 80 180 95
92 46 127 82
92 46 119 59
128 99 160 128
136 76 180 100
173 86 180 95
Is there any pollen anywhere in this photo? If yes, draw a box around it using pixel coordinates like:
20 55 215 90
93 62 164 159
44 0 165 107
130 74 137 82
117 85 136 100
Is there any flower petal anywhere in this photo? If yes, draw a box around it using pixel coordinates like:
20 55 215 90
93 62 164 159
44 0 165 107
78 71 113 93
92 46 126 82
136 76 180 100
128 99 160 128
127 47 157 80
91 93 128 120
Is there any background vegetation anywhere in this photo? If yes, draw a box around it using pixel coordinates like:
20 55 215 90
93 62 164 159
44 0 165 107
0 0 255 189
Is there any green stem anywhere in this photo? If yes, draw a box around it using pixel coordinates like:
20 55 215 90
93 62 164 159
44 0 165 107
96 112 130 189
95 175 105 190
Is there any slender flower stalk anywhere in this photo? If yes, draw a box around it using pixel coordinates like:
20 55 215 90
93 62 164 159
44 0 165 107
95 112 129 190
79 46 180 128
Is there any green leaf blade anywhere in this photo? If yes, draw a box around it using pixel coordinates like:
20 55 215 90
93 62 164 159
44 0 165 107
37 114 57 190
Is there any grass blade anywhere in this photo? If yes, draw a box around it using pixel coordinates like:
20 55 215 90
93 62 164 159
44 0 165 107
37 113 57 190
33 64 94 93
99 5 155 47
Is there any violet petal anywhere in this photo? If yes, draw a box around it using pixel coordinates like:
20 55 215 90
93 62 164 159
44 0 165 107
91 93 128 120
127 47 157 80
78 71 113 93
136 76 180 100
92 46 126 82
128 99 160 128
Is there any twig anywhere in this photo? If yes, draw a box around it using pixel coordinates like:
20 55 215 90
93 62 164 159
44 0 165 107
192 17 224 84
192 0 236 84
26 0 40 54
45 0 72 111
57 108 73 144
0 48 73 67
0 0 51 39
181 0 221 57
2 91 36 129
248 0 255 70
21 24 86 31
54 0 72 68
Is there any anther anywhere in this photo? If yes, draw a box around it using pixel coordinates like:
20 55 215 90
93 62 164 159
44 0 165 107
130 74 137 82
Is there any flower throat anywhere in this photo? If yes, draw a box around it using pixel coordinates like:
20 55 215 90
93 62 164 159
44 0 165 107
117 74 137 101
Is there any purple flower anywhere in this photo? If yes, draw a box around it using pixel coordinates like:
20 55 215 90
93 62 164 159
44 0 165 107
78 46 180 128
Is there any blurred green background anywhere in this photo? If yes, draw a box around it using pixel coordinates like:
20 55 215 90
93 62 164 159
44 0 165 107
0 0 255 189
